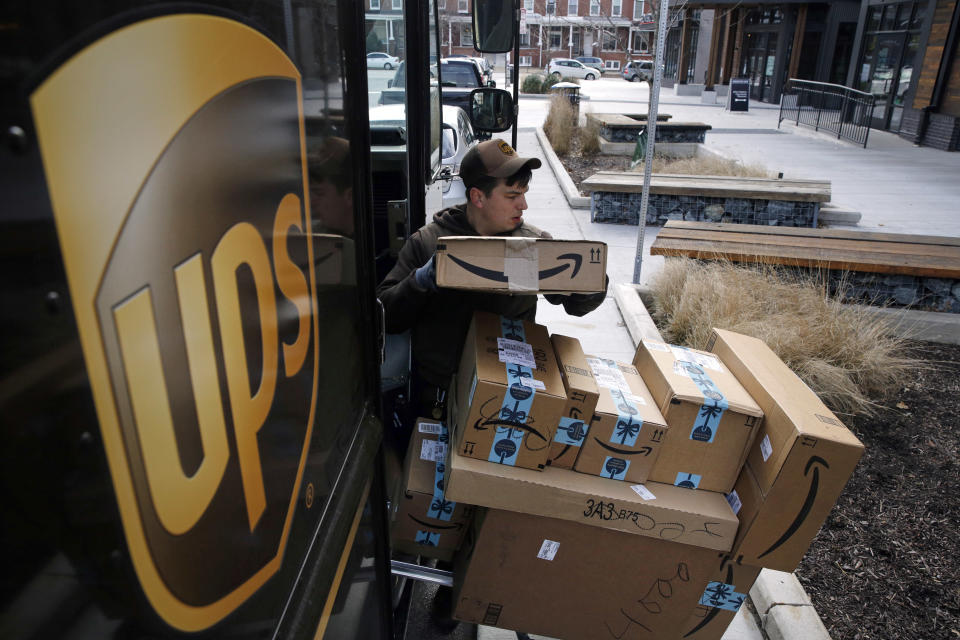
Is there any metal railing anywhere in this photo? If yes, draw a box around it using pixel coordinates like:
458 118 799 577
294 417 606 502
779 79 875 148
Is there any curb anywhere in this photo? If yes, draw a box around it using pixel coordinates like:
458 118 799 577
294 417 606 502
534 126 590 210
751 570 832 640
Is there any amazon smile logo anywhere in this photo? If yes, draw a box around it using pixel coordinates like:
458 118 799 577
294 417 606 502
592 437 653 457
447 252 582 282
757 456 830 559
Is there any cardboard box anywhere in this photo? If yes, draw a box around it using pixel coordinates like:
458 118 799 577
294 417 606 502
633 339 763 493
453 508 720 639
546 334 600 469
435 236 607 294
452 312 567 470
444 446 739 551
674 555 762 640
573 357 669 483
708 327 864 572
390 419 474 558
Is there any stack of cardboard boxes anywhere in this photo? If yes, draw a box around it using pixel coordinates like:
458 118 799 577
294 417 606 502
387 238 864 640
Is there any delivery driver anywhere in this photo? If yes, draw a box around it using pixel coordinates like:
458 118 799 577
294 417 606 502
377 138 607 422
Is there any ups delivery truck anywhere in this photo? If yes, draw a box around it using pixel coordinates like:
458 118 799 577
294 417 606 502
0 1 517 638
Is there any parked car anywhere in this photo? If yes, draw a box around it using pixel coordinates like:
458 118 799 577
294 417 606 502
471 56 495 85
369 104 476 208
438 105 477 207
366 51 399 69
575 56 605 75
385 58 477 93
547 58 598 80
440 57 486 87
623 60 653 82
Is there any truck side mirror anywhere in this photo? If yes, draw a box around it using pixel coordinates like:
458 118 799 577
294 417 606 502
469 88 513 133
473 0 514 53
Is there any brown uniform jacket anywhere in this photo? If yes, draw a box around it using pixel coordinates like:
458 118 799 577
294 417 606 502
376 205 606 388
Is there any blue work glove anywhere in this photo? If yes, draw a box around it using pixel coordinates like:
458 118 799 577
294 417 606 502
414 255 438 292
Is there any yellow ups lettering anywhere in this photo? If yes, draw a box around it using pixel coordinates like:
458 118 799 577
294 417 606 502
114 195 310 537
273 193 310 378
212 221 279 533
113 279 230 536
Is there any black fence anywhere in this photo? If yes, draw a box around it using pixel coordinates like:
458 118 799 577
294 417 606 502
778 79 875 148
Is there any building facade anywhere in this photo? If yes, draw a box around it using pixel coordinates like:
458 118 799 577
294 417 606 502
671 0 959 149
436 0 657 70
364 0 960 149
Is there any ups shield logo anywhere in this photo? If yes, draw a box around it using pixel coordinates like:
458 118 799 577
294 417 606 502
30 15 319 631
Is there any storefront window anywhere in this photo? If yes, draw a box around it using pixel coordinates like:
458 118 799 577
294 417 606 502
880 5 896 31
910 2 926 30
858 1 925 130
867 6 882 32
897 3 912 30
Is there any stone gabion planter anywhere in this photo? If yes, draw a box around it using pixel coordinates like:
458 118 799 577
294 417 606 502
591 191 819 227
828 272 960 313
600 125 709 144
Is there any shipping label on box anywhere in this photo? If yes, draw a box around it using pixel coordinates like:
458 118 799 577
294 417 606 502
452 312 567 470
453 508 721 640
707 328 864 571
680 555 762 640
436 236 607 294
547 334 600 469
634 339 763 493
573 357 669 483
391 420 473 557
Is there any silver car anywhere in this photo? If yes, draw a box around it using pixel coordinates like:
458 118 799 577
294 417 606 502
366 51 399 70
368 104 476 208
547 58 598 81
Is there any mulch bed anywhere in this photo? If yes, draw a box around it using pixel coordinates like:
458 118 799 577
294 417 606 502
560 149 629 194
795 340 960 640
557 144 959 638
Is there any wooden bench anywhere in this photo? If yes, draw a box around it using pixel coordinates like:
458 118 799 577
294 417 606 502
582 172 831 227
650 221 960 311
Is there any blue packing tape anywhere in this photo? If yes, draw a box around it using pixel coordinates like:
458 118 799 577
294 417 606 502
603 456 630 480
607 387 643 447
673 348 728 444
426 423 456 521
555 416 589 445
415 530 440 547
491 317 536 466
698 581 747 612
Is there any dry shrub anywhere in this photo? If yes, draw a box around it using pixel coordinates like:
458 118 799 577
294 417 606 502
649 258 921 415
544 95 575 156
579 117 601 155
633 154 776 178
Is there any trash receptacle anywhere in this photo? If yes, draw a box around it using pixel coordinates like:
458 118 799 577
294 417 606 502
549 81 581 123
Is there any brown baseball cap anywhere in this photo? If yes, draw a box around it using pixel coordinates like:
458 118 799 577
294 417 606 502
459 138 542 186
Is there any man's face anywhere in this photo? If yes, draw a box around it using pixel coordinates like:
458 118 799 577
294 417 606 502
310 179 354 236
471 180 529 235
